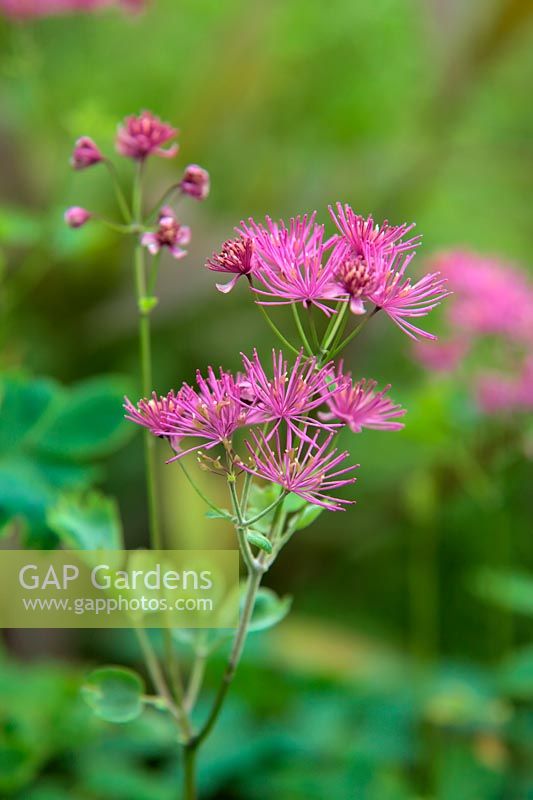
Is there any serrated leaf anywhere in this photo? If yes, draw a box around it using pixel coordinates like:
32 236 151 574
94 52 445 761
248 587 292 633
47 491 123 550
82 667 144 723
246 531 273 553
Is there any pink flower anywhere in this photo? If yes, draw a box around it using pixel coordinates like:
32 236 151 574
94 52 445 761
124 391 181 437
240 427 358 511
431 251 533 345
141 206 191 259
329 203 421 259
0 0 143 17
180 164 210 200
116 111 178 161
476 358 533 415
207 236 255 293
240 349 340 437
240 215 347 316
413 338 469 373
71 136 103 170
155 368 250 460
319 365 405 433
369 250 450 340
64 206 91 228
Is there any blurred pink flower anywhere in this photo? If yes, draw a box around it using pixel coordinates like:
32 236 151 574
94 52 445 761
0 0 144 18
64 206 91 228
141 206 191 259
240 427 358 511
476 358 533 415
413 338 469 373
116 111 178 161
180 164 210 200
433 251 533 344
207 237 255 293
71 136 103 170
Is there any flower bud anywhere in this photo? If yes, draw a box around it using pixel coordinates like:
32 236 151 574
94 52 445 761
71 137 103 170
64 206 91 228
180 164 210 200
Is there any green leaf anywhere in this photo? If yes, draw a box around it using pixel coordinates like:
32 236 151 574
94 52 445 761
47 491 123 550
499 646 533 699
36 376 133 459
246 531 273 553
471 568 533 616
248 587 292 633
0 375 59 454
82 666 145 723
289 501 324 531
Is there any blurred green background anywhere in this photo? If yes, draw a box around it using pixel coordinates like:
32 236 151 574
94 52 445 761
0 0 532 797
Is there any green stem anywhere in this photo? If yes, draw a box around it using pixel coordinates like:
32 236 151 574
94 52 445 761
320 303 348 359
228 479 255 571
193 566 263 748
185 647 208 713
256 303 300 356
177 459 226 516
104 159 132 222
291 303 313 356
329 307 379 359
242 491 286 528
306 307 320 352
146 184 182 221
134 244 162 550
183 744 197 800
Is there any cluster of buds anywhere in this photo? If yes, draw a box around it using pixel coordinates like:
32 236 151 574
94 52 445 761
64 111 210 273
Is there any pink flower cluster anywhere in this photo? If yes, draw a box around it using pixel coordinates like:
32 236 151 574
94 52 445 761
207 204 449 340
0 0 144 18
125 349 405 511
414 251 533 415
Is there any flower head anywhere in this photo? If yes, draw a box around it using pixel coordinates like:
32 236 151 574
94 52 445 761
124 391 181 437
207 236 255 293
241 215 346 316
116 111 178 161
240 427 358 511
319 364 405 433
180 164 210 200
141 206 191 259
241 349 339 437
0 0 143 17
126 369 251 460
329 203 420 259
71 136 103 170
64 206 91 228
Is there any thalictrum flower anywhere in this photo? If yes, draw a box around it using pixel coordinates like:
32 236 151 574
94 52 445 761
329 202 420 258
240 349 340 437
141 206 191 259
180 164 210 200
64 206 91 228
319 365 405 432
207 236 255 293
71 136 103 170
128 368 249 461
240 215 346 316
124 390 181 437
334 243 449 339
116 111 178 161
240 427 358 511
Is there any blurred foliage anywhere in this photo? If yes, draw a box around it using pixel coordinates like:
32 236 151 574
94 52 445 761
0 0 532 796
